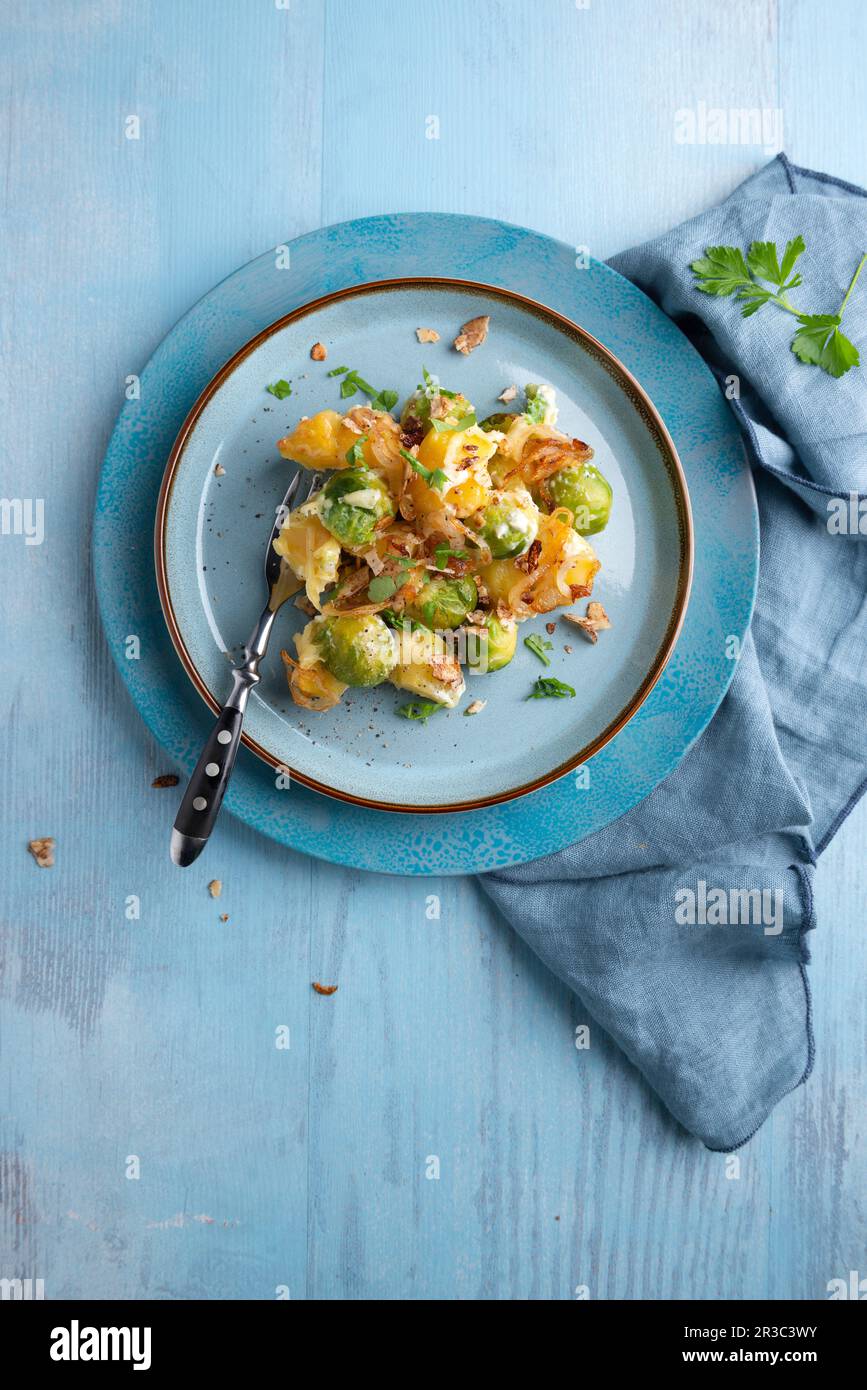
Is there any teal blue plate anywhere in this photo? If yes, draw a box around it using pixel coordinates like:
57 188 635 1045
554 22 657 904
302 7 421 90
156 278 692 812
94 214 757 874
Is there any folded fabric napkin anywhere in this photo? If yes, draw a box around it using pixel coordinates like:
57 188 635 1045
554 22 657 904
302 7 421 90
482 155 867 1150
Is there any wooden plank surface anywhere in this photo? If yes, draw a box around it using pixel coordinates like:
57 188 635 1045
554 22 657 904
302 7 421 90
0 0 864 1301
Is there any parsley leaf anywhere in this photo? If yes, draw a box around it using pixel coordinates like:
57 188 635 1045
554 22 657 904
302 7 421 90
367 575 398 603
336 370 398 411
399 448 448 492
433 543 468 570
266 379 292 399
380 609 425 632
345 435 369 466
527 677 576 700
397 699 443 723
690 246 752 297
791 315 859 377
524 634 553 666
373 388 399 412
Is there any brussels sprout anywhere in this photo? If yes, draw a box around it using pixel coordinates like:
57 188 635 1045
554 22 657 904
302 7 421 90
401 384 475 433
470 489 539 559
523 383 558 427
406 575 478 630
466 613 518 674
547 464 613 536
314 614 397 687
318 467 395 548
479 411 517 433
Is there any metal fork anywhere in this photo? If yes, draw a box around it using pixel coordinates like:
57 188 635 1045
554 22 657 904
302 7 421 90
170 467 321 866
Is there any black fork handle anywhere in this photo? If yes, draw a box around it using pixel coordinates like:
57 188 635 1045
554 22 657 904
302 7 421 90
170 704 245 866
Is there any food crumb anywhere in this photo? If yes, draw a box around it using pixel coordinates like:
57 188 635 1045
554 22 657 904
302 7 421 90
498 384 518 403
453 315 490 355
214 463 226 477
312 981 338 996
563 601 611 644
310 342 327 361
151 773 179 788
564 644 573 654
416 327 440 343
219 914 229 923
465 700 487 716
28 837 55 868
545 622 556 635
208 879 222 899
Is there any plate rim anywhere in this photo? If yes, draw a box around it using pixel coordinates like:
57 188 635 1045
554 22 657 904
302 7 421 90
154 274 694 814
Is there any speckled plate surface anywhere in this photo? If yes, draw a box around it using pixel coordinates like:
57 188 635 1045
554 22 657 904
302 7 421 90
94 214 757 874
155 279 692 812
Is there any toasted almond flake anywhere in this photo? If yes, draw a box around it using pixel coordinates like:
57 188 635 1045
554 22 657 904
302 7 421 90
563 601 612 644
586 601 611 629
312 981 338 996
28 837 55 868
465 699 487 716
208 879 222 899
214 463 226 476
453 315 490 355
310 342 327 361
498 384 518 403
151 773 179 788
416 327 440 343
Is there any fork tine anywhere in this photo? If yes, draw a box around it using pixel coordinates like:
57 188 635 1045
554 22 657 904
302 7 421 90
303 469 322 501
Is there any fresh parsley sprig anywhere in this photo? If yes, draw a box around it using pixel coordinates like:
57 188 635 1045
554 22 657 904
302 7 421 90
691 238 866 378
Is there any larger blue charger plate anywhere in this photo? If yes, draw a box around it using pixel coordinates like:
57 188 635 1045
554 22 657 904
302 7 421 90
94 214 758 875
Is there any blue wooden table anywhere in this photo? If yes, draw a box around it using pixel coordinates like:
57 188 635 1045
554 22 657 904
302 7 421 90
2 0 864 1300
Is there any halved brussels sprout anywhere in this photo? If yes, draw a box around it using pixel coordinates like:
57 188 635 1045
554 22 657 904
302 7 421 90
469 488 539 559
390 627 465 707
465 613 517 673
405 575 478 630
301 613 396 688
318 467 395 548
546 464 613 536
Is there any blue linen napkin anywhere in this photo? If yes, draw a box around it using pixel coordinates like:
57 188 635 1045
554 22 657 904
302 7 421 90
482 156 867 1150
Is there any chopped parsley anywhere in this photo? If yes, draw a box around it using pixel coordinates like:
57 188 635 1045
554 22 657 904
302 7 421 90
433 543 468 570
397 699 443 723
399 447 449 492
367 575 398 603
380 609 425 632
345 435 368 466
524 633 553 666
527 676 576 700
337 369 399 411
430 412 477 433
266 379 292 400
